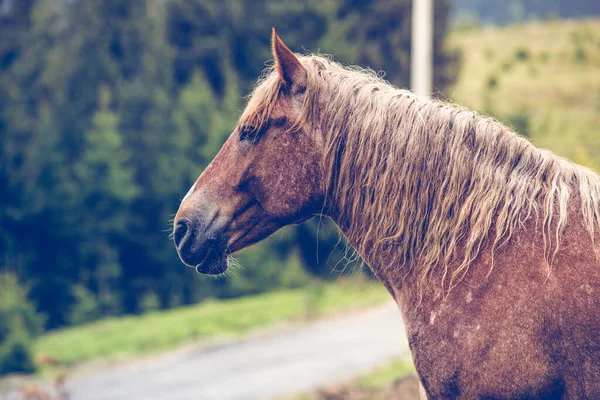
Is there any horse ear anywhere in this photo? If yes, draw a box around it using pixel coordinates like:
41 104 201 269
271 28 307 89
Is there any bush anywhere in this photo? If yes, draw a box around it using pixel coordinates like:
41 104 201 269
140 291 161 313
514 47 530 62
574 47 587 63
501 61 513 72
505 110 532 138
486 74 499 90
0 273 45 375
69 284 100 325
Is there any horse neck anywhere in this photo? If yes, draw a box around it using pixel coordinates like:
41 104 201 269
320 85 524 298
321 93 600 305
320 89 440 293
320 130 422 298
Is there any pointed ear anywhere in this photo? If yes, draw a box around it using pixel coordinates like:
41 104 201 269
271 28 307 89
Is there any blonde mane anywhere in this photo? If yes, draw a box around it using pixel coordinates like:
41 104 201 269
242 55 600 289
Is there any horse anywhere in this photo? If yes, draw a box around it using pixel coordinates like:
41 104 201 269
173 30 600 398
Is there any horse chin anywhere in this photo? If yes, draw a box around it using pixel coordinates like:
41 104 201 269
194 251 228 275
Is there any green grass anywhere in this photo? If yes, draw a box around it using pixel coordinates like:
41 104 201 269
357 358 415 389
285 357 416 399
447 18 600 171
34 279 388 368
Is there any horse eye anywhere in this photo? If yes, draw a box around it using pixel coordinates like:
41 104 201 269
239 125 260 143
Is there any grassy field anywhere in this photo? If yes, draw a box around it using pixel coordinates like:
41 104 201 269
447 18 600 171
356 358 415 389
285 357 417 400
33 279 388 369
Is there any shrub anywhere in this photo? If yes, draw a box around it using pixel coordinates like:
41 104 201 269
501 61 513 72
514 47 530 61
68 284 100 325
505 110 531 138
574 47 587 63
0 273 45 375
486 74 499 90
140 291 161 312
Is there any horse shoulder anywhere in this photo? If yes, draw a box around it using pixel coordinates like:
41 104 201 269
399 214 600 398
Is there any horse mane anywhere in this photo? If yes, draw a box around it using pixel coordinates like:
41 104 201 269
242 54 600 290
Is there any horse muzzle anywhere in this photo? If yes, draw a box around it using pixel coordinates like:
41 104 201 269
173 216 228 275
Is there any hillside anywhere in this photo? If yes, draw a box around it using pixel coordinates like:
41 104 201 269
447 18 600 171
449 0 600 25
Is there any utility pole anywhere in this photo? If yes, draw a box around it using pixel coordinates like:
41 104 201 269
411 0 433 97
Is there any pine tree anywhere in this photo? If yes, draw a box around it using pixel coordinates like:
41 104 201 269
73 87 138 317
0 272 45 374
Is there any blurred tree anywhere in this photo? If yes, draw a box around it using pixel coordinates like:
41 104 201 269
0 272 45 374
73 87 139 316
0 0 81 328
68 284 100 325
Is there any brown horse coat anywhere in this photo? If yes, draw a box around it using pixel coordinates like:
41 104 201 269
174 31 600 398
392 209 600 398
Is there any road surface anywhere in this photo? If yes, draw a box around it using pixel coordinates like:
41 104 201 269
57 303 409 400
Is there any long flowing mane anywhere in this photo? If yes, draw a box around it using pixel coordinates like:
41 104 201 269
241 55 600 290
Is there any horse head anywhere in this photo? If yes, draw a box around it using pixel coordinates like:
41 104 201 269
174 30 325 274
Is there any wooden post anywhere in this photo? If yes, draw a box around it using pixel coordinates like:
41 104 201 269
411 0 433 97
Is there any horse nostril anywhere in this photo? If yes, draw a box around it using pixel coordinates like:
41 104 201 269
174 220 189 249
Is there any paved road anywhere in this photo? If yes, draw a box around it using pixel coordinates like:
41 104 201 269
66 302 408 400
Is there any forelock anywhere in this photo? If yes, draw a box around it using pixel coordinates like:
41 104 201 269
238 67 282 130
